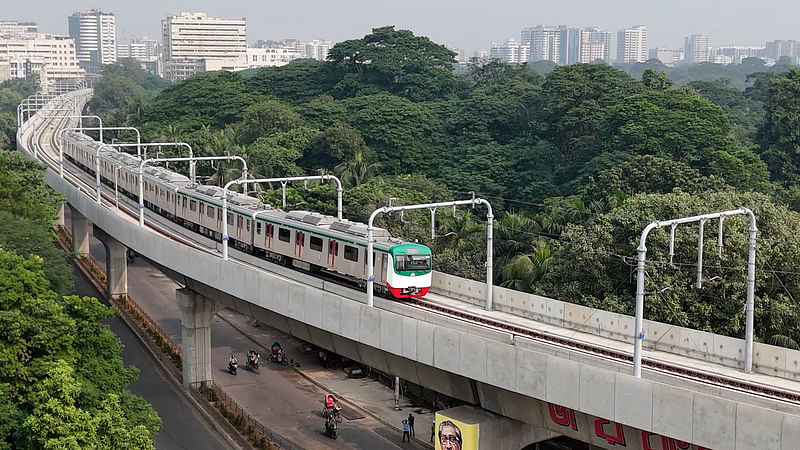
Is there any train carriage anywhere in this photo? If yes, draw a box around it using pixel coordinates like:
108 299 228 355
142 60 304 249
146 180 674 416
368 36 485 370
59 130 433 299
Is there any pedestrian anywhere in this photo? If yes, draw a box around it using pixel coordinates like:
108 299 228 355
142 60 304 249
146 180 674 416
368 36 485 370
430 420 435 443
408 413 415 436
402 419 410 442
318 350 324 367
322 351 328 369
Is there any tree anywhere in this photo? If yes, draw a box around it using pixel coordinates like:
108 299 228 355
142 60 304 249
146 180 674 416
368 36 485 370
537 190 800 347
236 98 304 144
0 151 62 225
327 26 458 101
581 155 728 205
245 59 335 102
756 69 800 186
303 123 371 169
145 71 257 129
340 93 440 173
641 68 673 90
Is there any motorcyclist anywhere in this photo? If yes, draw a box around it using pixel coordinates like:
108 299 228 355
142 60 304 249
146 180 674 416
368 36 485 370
229 354 238 368
248 350 260 366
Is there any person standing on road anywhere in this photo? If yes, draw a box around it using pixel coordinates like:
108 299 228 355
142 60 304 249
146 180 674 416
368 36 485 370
402 419 410 442
408 413 415 436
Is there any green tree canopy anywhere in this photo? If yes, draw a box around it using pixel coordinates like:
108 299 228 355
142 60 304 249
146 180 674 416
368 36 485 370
327 26 458 101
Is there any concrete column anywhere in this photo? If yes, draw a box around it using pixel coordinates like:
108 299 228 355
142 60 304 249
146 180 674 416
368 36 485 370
56 202 66 229
176 288 217 387
93 227 128 300
68 204 91 256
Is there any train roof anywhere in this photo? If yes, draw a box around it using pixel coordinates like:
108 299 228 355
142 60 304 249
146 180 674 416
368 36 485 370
179 183 272 212
255 209 403 247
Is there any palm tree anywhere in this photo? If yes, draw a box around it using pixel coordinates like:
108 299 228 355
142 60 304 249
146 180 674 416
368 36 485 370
335 149 380 187
499 239 553 293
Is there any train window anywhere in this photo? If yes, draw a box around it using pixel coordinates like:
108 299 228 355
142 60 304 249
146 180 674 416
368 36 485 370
278 228 291 242
395 254 431 271
227 212 233 223
310 236 323 252
207 206 215 218
344 245 359 262
256 222 262 235
189 200 197 212
246 219 250 232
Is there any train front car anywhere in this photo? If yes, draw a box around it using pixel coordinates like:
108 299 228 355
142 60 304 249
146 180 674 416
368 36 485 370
385 243 432 298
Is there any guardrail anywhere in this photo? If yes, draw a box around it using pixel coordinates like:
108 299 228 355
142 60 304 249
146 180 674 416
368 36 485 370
431 271 800 380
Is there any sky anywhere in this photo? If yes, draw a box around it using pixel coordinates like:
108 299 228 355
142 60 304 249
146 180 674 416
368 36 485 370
4 0 799 54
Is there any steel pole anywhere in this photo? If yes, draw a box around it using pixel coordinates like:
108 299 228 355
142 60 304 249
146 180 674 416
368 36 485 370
744 208 758 373
634 222 659 378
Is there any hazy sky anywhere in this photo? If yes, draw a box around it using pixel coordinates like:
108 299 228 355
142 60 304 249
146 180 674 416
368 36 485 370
4 1 799 54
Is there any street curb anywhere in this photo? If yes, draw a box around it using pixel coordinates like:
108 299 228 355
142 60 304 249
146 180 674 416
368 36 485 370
217 313 435 449
57 233 252 450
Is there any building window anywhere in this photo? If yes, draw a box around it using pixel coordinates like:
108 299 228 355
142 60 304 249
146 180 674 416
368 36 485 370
310 236 323 252
344 245 359 262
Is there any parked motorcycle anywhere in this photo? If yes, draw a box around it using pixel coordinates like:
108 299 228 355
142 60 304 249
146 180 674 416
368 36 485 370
269 342 288 365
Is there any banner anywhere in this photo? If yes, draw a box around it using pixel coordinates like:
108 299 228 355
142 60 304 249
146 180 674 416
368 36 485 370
435 412 479 450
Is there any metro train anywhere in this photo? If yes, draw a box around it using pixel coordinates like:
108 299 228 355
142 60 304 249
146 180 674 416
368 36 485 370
61 131 432 298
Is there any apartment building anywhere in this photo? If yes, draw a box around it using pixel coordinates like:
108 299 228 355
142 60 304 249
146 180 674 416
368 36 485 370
685 34 711 64
68 9 116 67
489 38 529 64
616 25 647 63
161 12 247 81
0 33 85 85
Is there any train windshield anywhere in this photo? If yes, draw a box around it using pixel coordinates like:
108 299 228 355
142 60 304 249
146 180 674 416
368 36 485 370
395 254 431 272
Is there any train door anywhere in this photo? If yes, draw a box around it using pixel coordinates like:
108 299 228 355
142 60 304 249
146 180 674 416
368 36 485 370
236 215 243 239
328 240 337 269
181 196 187 216
266 224 273 250
380 253 388 283
296 231 304 258
217 209 222 233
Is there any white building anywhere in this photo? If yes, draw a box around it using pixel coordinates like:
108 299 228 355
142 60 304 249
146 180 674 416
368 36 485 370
649 48 683 66
617 25 647 63
246 47 304 68
283 39 307 57
68 9 116 67
685 34 711 64
580 27 611 63
522 25 561 63
489 38 529 64
0 33 85 86
305 39 332 61
713 45 765 65
161 12 247 81
0 21 37 36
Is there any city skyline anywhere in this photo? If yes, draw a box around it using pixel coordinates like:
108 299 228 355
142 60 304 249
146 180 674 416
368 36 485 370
2 0 799 56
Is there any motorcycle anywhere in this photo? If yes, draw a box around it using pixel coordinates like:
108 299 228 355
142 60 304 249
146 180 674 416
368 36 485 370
269 342 288 365
246 350 260 374
323 394 342 423
325 417 338 439
228 355 238 375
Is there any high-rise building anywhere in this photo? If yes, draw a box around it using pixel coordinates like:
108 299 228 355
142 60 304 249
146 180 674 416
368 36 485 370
616 25 647 63
522 25 561 63
579 27 611 63
161 12 247 81
489 39 529 64
765 40 798 62
0 21 38 35
685 34 711 64
0 33 85 86
68 9 116 67
305 39 332 61
713 45 765 65
649 48 683 66
559 26 581 65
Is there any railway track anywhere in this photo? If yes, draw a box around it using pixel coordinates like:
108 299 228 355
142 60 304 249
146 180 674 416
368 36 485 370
24 91 800 410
